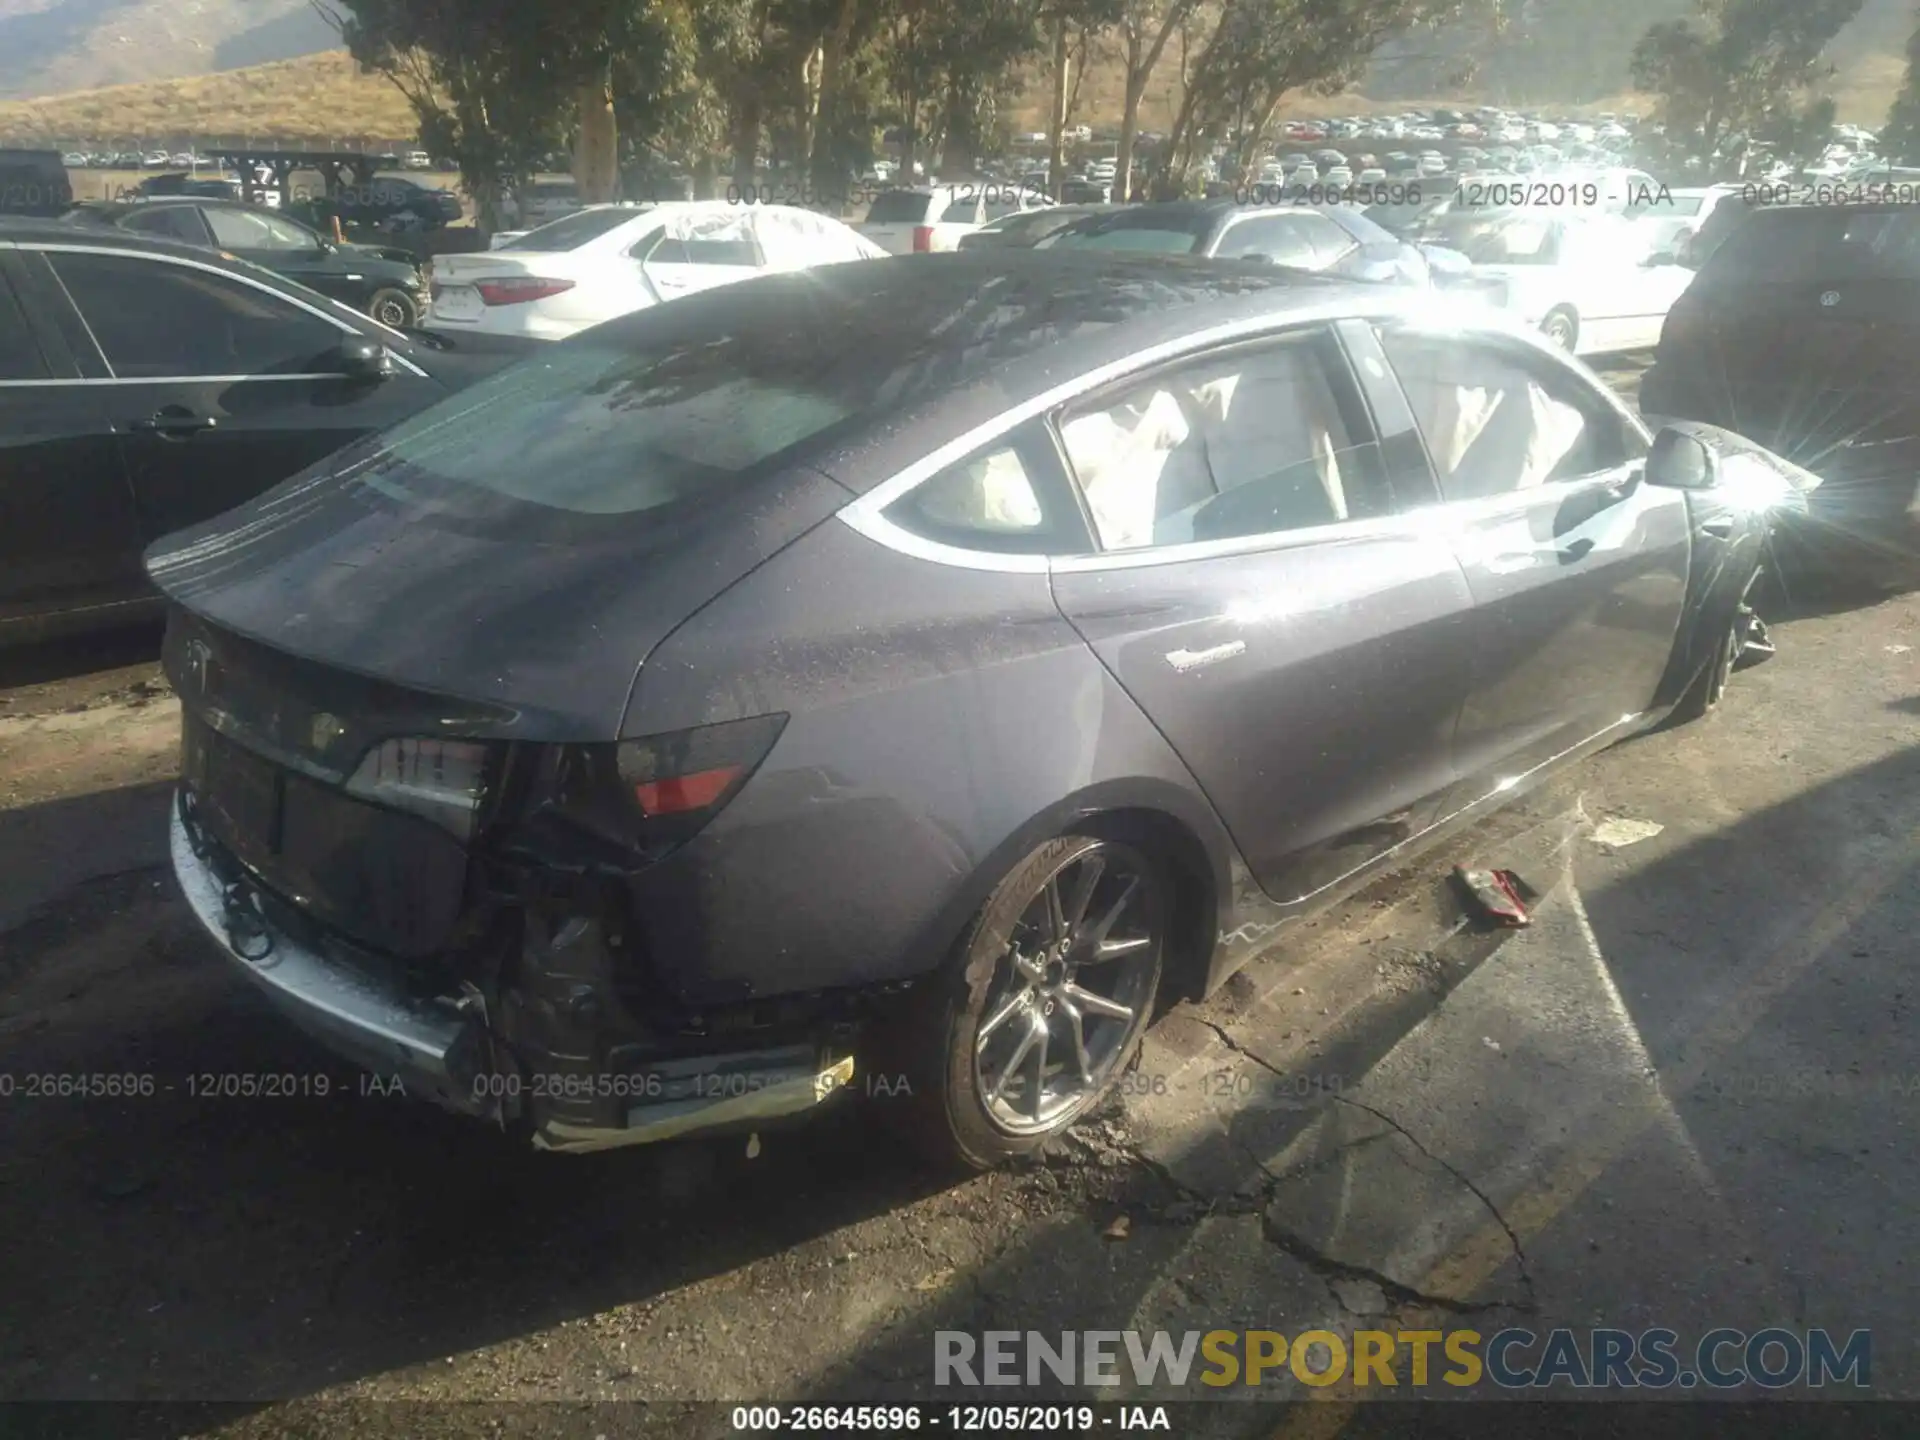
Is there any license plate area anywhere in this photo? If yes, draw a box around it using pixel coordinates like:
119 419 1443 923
181 713 473 959
430 284 482 320
182 716 281 877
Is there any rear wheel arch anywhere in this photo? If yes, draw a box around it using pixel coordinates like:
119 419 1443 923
898 783 1230 1005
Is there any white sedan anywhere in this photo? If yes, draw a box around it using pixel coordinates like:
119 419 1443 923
1439 208 1696 356
424 201 885 341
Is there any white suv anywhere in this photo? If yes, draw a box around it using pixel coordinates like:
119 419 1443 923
858 183 1051 254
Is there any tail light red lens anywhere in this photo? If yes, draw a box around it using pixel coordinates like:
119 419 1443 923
489 716 789 871
616 715 787 827
632 767 742 817
912 225 935 253
476 276 576 305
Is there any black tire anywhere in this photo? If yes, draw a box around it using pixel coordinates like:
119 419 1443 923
1540 306 1578 351
879 832 1168 1171
366 287 418 329
1669 564 1762 724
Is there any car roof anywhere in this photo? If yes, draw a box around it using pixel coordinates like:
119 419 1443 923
0 215 351 294
573 249 1462 494
79 197 272 218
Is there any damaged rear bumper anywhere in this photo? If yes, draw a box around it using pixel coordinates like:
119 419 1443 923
169 802 854 1152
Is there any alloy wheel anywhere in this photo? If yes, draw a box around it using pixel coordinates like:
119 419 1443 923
969 841 1163 1135
370 292 415 328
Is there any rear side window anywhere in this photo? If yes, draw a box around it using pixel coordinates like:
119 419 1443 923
882 424 1090 555
121 205 212 245
865 191 934 224
0 275 51 379
1700 207 1920 281
648 235 758 266
1704 211 1830 280
1057 328 1393 550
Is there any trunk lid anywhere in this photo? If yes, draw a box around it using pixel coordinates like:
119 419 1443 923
156 448 850 962
148 445 852 742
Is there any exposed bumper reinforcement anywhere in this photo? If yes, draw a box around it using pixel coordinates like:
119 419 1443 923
534 1055 857 1154
170 804 489 1117
172 800 857 1151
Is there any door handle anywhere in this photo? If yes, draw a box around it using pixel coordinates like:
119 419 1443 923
1556 537 1595 563
132 408 218 438
1697 517 1734 540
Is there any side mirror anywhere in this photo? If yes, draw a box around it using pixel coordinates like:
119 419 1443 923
1646 426 1718 490
337 335 394 381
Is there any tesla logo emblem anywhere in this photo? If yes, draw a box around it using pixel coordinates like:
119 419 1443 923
1820 291 1841 307
183 639 214 694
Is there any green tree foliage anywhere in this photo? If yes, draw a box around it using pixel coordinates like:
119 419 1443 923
1630 0 1863 159
1882 5 1920 161
1155 0 1481 197
316 0 698 219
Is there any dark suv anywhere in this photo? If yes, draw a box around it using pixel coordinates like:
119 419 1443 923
307 174 464 232
0 150 73 217
1641 202 1920 581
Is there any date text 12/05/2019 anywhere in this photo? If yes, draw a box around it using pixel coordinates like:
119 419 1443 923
729 1405 1171 1431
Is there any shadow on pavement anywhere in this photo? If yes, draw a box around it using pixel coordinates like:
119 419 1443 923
783 738 1920 1413
4 722 1917 1426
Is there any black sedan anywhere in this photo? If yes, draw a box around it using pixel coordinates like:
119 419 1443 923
0 219 535 643
1042 198 1456 285
1641 201 1920 584
66 199 431 327
150 252 1799 1169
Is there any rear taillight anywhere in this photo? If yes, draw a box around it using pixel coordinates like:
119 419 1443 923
912 225 935 253
495 715 790 871
616 715 788 828
476 276 576 305
347 737 495 840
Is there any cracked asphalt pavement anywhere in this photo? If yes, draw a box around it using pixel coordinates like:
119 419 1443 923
4 354 1920 1432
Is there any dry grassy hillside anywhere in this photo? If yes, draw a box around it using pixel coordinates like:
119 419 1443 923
0 49 416 144
0 36 1906 149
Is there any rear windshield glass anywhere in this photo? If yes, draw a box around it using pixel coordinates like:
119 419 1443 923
500 207 637 251
356 336 856 516
1707 209 1920 280
865 190 934 224
1049 218 1204 253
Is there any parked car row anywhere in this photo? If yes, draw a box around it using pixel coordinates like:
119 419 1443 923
0 219 536 642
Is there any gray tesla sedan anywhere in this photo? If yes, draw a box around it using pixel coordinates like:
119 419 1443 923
149 250 1800 1169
